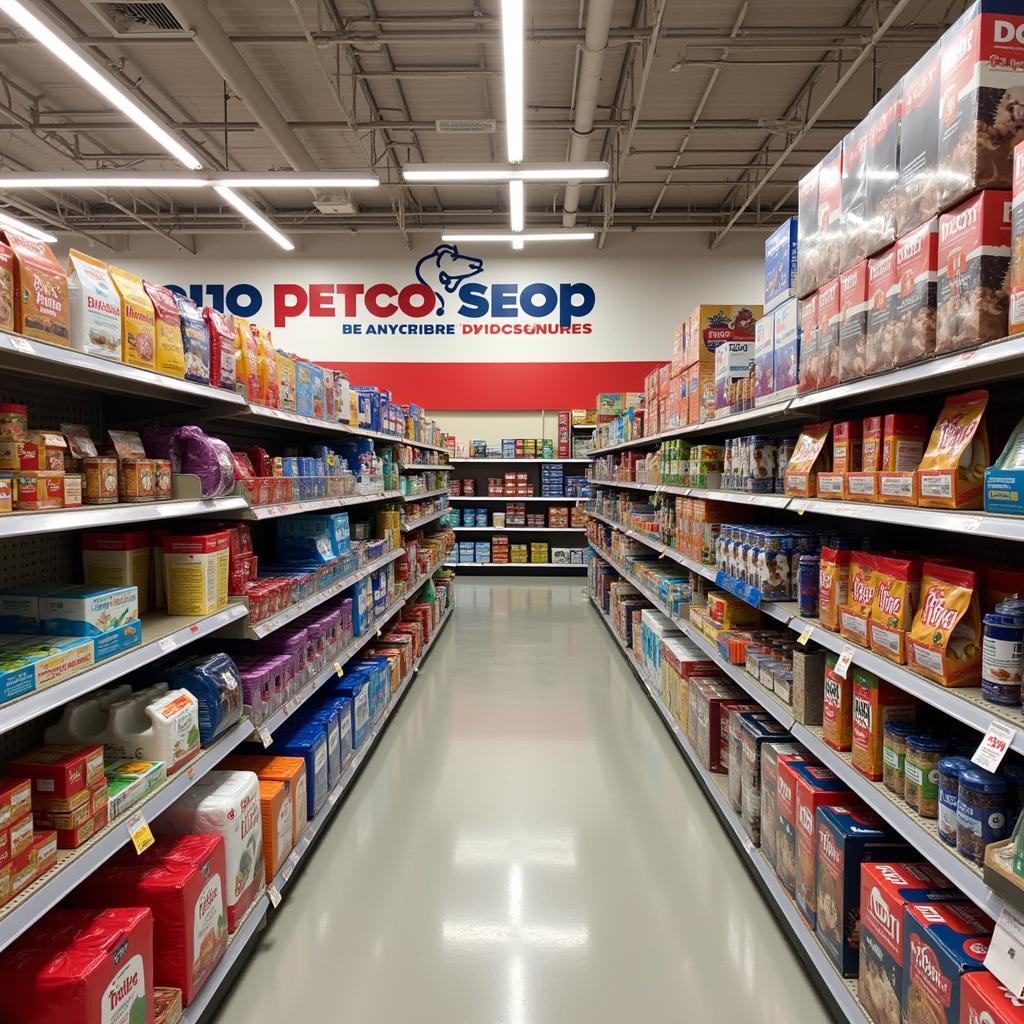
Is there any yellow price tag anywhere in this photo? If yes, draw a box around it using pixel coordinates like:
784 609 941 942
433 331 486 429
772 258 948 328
335 661 344 677
126 811 154 855
796 505 806 516
659 551 666 559
796 624 814 646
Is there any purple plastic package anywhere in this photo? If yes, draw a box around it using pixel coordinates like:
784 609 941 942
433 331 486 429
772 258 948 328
169 425 235 497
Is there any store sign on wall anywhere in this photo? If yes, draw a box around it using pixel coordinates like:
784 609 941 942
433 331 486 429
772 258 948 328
167 244 596 335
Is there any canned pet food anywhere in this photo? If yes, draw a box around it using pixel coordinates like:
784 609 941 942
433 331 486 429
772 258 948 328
118 458 155 502
63 473 83 508
82 457 118 505
956 767 1009 866
937 755 972 847
154 459 172 500
0 403 27 439
904 733 949 818
982 598 1024 706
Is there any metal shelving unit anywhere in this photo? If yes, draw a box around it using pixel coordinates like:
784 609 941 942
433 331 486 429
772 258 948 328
399 487 449 502
450 495 586 502
215 490 403 521
451 457 592 464
400 508 448 533
444 561 585 569
454 526 586 534
398 463 453 472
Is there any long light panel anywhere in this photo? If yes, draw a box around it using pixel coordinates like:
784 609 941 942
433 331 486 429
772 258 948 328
404 163 609 183
0 0 202 170
501 0 524 163
0 210 57 243
442 232 595 243
0 174 380 189
214 186 294 251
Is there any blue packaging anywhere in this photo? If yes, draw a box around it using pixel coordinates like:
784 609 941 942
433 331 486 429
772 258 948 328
166 652 243 744
330 677 370 748
755 313 775 404
764 217 799 311
318 695 353 769
350 577 372 635
281 513 351 558
91 620 142 662
306 707 342 789
276 722 329 817
771 297 800 400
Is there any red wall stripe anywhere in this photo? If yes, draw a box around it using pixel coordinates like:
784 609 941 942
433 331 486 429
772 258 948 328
320 360 662 410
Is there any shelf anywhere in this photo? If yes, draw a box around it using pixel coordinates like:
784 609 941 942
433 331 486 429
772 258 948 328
450 458 592 464
449 495 585 502
399 487 450 502
399 463 452 472
445 561 586 569
590 596 870 1024
214 491 403 522
454 527 587 533
0 717 253 953
0 604 248 737
401 508 448 533
225 548 405 640
572 422 596 430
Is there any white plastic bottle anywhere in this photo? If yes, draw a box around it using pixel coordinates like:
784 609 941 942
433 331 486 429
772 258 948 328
104 689 201 773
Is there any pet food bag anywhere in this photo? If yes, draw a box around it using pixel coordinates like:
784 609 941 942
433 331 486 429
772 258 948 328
173 294 210 385
109 266 156 370
155 770 264 932
201 306 237 391
2 227 69 348
908 563 983 687
218 755 307 847
66 250 121 361
783 422 832 497
274 724 329 819
867 555 922 664
235 319 264 404
166 653 242 744
916 389 989 508
142 282 186 379
0 906 154 1024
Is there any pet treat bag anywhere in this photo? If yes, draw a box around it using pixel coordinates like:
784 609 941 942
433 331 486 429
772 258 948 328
908 562 982 686
916 389 989 508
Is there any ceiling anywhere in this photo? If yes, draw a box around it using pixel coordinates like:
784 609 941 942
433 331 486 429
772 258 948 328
0 0 965 252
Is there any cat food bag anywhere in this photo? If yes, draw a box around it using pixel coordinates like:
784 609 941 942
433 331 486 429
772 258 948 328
936 189 1012 355
908 562 983 686
868 555 922 664
839 260 869 382
109 266 155 370
235 317 263 403
172 293 210 385
865 84 902 255
896 41 941 235
797 164 821 295
3 227 69 347
66 250 121 361
783 421 832 496
892 217 939 368
201 306 237 391
865 245 898 375
143 282 185 379
916 389 989 508
155 770 264 932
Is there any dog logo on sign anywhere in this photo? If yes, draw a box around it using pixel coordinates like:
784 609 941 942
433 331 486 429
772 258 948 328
414 244 484 315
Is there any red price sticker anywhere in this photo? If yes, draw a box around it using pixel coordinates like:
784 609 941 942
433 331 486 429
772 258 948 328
973 720 1016 772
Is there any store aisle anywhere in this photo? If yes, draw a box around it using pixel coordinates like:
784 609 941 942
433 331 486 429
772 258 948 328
213 579 829 1024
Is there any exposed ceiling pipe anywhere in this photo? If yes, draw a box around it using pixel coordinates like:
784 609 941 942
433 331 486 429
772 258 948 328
563 0 616 226
163 0 317 172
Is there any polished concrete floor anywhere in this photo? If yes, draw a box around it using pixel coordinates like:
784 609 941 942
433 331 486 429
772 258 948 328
213 579 830 1023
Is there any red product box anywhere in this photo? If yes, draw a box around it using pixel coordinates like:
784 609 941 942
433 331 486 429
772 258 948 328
8 744 105 799
0 906 155 1024
816 276 841 389
797 164 821 296
841 121 869 271
866 245 898 375
8 812 33 859
792 763 850 928
897 41 942 235
81 528 152 554
818 143 844 285
960 970 1024 1024
839 260 869 382
892 217 940 369
938 2 1024 210
51 805 108 850
833 421 863 474
31 830 57 876
936 189 1012 355
162 531 229 558
798 291 819 394
0 777 32 831
776 758 814 897
865 85 902 255
10 844 35 897
858 862 957 1024
0 827 9 871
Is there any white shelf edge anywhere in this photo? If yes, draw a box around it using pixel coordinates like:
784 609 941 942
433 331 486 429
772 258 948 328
450 458 592 464
449 495 586 502
454 527 587 533
218 491 403 522
401 508 448 533
398 487 450 502
445 561 586 569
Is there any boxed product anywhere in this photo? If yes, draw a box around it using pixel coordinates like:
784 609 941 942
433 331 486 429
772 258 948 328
1013 141 1024 333
815 805 910 978
764 217 798 310
65 250 121 361
915 389 989 509
865 246 898 375
792 648 826 725
882 414 929 472
713 342 754 412
739 714 793 846
938 0 1024 211
936 189 1012 355
865 85 903 255
162 532 230 616
754 312 775 403
82 529 152 615
795 763 851 921
772 297 801 400
850 666 916 780
797 164 821 295
8 743 104 798
907 562 982 687
258 779 292 881
37 585 138 637
108 266 156 370
817 143 844 285
684 304 761 366
841 120 870 271
2 227 70 348
839 260 869 382
783 422 832 497
822 653 853 752
218 755 307 847
985 408 1024 514
0 635 98 704
896 41 942 236
760 743 805 871
105 759 167 819
816 276 841 390
901 902 992 1024
798 292 819 394
891 218 939 369
960 971 1024 1024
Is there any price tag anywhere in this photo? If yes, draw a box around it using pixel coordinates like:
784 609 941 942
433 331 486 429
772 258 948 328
9 336 33 354
958 348 979 365
158 637 176 654
189 624 200 635
257 726 273 748
794 501 806 516
267 884 282 909
334 662 344 677
834 644 855 679
288 849 300 868
126 811 154 854
973 720 1016 772
985 907 1024 996
796 623 814 646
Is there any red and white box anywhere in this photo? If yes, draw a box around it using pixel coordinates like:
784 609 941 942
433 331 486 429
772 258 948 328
798 291 819 394
839 260 869 382
816 276 842 390
865 245 898 375
892 217 939 369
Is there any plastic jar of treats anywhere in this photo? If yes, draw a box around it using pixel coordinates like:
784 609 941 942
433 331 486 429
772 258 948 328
982 598 1024 706
956 767 1009 866
937 755 973 847
904 734 950 818
882 720 918 796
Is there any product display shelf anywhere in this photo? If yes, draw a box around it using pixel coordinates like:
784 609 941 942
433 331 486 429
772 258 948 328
399 487 450 502
453 527 587 534
0 604 249 738
0 717 253 954
400 508 448 534
590 544 1014 924
589 595 870 1024
0 329 249 410
587 508 1024 756
450 458 592 464
216 490 404 522
271 600 454 901
224 547 405 641
398 463 453 473
444 561 586 570
449 495 587 503
0 495 249 539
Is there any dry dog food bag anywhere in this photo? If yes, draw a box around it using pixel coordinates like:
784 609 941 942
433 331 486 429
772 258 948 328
797 164 821 295
173 293 210 385
908 562 983 687
865 246 898 375
896 41 942 236
66 250 121 361
202 306 237 392
3 227 69 347
109 266 155 370
936 189 1012 354
916 389 989 508
865 84 902 256
234 317 262 403
892 218 939 368
143 282 186 379
938 1 1024 211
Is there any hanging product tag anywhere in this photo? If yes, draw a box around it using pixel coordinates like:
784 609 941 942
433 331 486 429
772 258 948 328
985 908 1024 996
973 721 1016 773
267 884 283 909
126 811 155 855
834 644 854 679
796 623 814 646
257 726 273 749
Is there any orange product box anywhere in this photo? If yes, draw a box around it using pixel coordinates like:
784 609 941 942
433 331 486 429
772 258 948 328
915 390 989 509
815 472 847 500
7 813 31 859
862 416 883 472
822 654 853 751
31 829 57 876
881 413 929 472
51 804 107 849
0 778 32 832
8 744 105 799
258 779 292 882
845 472 879 502
832 421 862 474
218 755 308 846
878 471 919 506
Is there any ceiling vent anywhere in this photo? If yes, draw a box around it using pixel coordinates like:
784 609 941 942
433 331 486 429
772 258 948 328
435 119 496 134
314 193 359 216
85 2 186 37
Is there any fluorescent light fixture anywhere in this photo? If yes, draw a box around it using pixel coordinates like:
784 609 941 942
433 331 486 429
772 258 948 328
441 231 595 243
0 173 380 189
404 163 609 182
0 0 202 170
214 186 294 251
0 211 57 243
501 0 524 162
512 237 524 250
509 180 524 232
